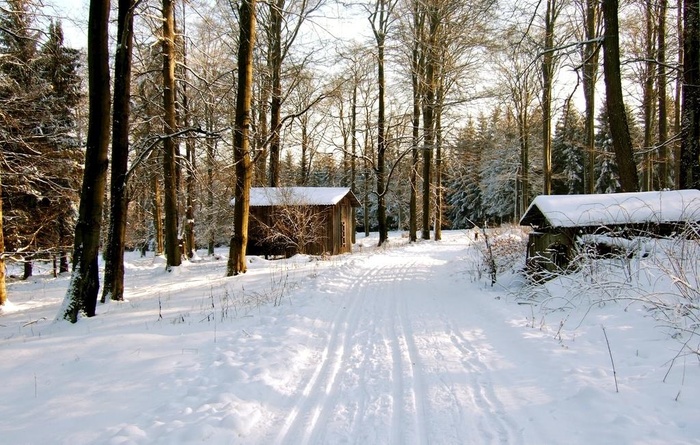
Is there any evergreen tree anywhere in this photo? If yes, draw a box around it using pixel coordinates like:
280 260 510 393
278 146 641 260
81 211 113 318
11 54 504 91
479 111 518 224
1 5 82 269
446 119 483 228
552 106 585 194
594 106 621 193
594 102 642 194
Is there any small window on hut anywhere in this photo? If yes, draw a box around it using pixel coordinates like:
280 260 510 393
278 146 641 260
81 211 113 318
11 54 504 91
341 221 347 247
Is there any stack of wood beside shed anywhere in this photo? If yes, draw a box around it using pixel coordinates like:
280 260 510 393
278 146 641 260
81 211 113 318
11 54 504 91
519 189 700 276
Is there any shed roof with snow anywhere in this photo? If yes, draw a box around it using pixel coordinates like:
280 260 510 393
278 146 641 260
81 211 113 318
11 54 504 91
519 189 700 229
248 187 360 208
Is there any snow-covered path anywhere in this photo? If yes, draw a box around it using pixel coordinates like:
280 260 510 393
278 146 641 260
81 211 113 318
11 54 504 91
265 240 530 444
247 242 564 445
2 231 699 444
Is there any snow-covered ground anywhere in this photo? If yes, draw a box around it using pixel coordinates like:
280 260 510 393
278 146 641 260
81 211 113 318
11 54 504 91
1 230 699 444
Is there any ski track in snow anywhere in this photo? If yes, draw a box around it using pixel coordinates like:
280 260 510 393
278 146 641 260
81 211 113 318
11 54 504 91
271 241 523 445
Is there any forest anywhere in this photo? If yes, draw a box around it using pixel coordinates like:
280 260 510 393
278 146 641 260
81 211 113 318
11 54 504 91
1 0 699 319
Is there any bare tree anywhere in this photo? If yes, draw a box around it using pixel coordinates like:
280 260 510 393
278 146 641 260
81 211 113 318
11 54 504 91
656 0 669 189
227 0 256 276
602 0 639 192
252 190 329 255
368 0 398 246
162 0 181 268
102 0 137 303
576 0 601 194
680 0 700 188
263 0 324 187
541 0 562 195
62 0 111 322
0 176 6 306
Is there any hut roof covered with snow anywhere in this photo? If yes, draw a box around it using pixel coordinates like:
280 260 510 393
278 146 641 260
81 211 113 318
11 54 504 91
247 187 360 207
519 189 700 229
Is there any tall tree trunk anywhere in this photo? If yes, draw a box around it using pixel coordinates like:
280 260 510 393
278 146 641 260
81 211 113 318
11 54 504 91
162 0 181 268
376 33 387 246
370 0 391 246
0 176 6 306
206 112 215 255
152 162 164 255
657 0 668 189
602 0 639 192
255 71 269 186
181 3 195 259
680 0 700 188
517 96 530 217
642 0 655 191
541 0 556 195
434 97 442 241
62 0 111 322
268 0 283 187
350 82 358 244
410 0 422 243
674 0 683 189
226 0 256 276
583 0 599 194
421 5 438 240
102 0 135 303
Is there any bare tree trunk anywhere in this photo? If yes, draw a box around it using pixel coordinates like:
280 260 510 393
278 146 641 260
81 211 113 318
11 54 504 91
226 0 256 276
657 0 668 189
422 5 438 240
410 0 422 243
62 0 111 322
0 176 6 306
268 0 283 187
370 0 392 246
602 0 639 192
350 82 358 244
102 0 135 303
152 164 164 255
673 0 684 190
434 98 442 241
162 0 181 268
680 0 700 188
674 0 683 189
541 0 557 195
206 118 215 255
642 0 655 191
181 4 195 259
582 0 599 194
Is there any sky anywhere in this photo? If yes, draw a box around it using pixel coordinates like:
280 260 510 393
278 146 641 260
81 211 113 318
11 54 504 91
45 0 88 48
1 229 699 444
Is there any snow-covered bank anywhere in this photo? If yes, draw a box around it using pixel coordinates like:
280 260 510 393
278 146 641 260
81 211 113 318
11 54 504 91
1 231 698 444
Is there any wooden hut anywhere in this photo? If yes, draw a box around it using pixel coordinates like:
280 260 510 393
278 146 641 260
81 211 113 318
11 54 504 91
519 189 700 275
245 187 360 257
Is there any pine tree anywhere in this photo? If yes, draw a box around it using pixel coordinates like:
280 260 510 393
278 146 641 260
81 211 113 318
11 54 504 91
446 121 483 228
594 106 621 193
1 5 82 270
552 107 585 195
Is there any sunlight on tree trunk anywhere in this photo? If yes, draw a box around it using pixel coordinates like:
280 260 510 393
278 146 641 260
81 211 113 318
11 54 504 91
102 0 135 303
162 0 181 269
227 0 256 276
62 0 111 322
